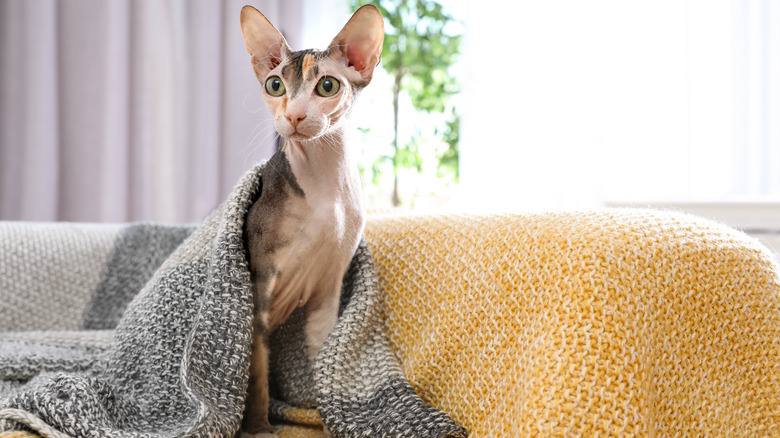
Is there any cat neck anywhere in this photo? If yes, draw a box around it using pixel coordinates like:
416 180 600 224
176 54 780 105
280 126 360 192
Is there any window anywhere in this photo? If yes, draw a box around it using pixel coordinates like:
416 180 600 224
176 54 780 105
456 0 779 213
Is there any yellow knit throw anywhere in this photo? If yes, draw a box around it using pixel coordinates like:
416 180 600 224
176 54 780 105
365 210 780 437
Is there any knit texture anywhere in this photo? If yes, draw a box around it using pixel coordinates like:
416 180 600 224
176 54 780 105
0 222 122 333
364 211 780 437
0 163 464 438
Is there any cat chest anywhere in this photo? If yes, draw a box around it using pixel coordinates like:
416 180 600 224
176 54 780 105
281 190 362 254
264 150 366 285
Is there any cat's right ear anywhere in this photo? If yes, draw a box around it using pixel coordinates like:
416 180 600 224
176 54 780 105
240 6 289 79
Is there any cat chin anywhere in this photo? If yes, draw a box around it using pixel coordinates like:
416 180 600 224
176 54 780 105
280 126 333 142
276 124 326 142
285 132 321 142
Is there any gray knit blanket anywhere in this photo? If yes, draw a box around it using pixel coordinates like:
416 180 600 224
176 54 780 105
0 163 465 438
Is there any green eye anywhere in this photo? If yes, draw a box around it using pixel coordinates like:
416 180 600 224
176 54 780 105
265 76 285 96
315 76 340 97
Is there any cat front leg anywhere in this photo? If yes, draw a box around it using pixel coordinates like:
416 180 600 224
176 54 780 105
240 318 276 438
240 267 278 438
303 281 343 362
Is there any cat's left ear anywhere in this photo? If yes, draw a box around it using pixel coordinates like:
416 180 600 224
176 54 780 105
328 5 385 82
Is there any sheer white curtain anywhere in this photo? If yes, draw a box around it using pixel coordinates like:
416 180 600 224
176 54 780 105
457 0 780 213
0 0 347 223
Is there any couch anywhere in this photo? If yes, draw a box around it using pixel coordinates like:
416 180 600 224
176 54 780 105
1 209 779 437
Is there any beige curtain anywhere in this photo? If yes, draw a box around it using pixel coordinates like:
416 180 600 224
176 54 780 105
0 0 340 223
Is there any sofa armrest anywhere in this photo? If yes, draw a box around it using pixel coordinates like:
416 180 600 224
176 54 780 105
0 222 192 332
365 210 780 436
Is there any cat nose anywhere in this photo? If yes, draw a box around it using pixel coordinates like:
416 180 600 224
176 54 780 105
286 113 306 128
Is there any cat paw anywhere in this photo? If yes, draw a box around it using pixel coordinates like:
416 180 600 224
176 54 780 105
238 432 277 438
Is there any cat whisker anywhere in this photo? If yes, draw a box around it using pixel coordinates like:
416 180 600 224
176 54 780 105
263 147 284 177
320 133 341 154
245 118 274 141
242 93 266 114
243 122 278 168
245 121 276 151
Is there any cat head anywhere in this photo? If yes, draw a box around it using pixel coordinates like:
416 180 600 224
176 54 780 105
240 5 384 142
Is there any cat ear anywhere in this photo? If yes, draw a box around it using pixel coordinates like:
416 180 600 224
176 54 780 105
240 6 290 78
328 5 385 82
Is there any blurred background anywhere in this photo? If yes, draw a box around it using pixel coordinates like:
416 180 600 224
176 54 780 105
1 0 778 252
